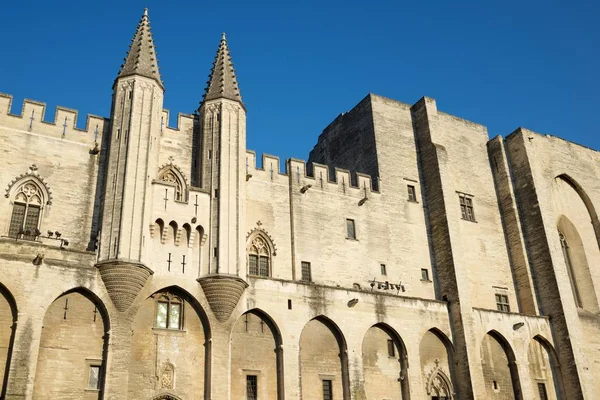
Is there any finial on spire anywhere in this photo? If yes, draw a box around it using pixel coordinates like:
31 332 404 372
202 33 243 105
115 9 163 89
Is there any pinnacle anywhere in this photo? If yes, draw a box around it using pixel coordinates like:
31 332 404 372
202 33 243 105
116 8 163 89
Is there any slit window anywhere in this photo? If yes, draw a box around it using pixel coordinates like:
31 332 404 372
380 263 387 276
387 339 395 357
346 218 356 240
421 268 430 281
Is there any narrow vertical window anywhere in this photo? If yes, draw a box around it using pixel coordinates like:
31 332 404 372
248 254 259 276
407 185 417 202
301 261 312 282
246 375 258 400
248 236 271 277
421 268 429 281
387 339 395 357
88 365 100 390
380 263 387 276
537 382 548 400
559 231 583 308
322 379 333 400
8 181 44 240
346 218 356 240
459 193 476 222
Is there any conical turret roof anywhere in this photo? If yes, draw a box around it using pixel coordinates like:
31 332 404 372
202 33 243 105
116 8 163 89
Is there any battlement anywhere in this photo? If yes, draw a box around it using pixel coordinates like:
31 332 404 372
0 93 108 146
246 150 379 196
160 109 198 136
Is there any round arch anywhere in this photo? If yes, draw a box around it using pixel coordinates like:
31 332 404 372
0 283 17 398
483 330 522 400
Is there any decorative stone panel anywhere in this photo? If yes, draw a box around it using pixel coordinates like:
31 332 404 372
97 260 153 312
197 274 248 322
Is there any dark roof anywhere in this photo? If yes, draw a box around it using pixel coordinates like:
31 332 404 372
116 8 163 89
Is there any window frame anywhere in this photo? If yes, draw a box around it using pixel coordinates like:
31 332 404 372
421 268 430 281
8 180 46 240
407 185 417 202
247 235 272 278
387 339 396 358
458 193 476 222
322 378 333 400
85 359 102 391
301 261 312 282
246 374 258 400
154 293 184 330
380 263 387 276
495 293 510 312
346 218 357 240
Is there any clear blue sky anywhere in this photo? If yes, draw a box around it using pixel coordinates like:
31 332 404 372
1 0 599 162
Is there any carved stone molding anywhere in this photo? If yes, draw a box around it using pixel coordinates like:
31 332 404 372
197 274 248 323
96 260 153 312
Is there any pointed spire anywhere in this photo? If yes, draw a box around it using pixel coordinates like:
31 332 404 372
116 8 163 89
202 33 243 105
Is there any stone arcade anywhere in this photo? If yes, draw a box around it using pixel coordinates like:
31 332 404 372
0 8 599 400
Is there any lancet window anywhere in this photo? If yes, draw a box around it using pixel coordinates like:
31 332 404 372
158 166 186 202
248 236 271 277
8 180 45 240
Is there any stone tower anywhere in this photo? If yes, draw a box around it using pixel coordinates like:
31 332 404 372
97 8 164 312
197 33 249 322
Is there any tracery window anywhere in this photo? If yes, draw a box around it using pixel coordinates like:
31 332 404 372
155 293 184 330
248 236 270 277
158 166 187 202
9 180 44 240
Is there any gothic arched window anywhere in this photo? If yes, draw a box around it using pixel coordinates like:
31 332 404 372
248 236 271 277
558 230 583 308
9 180 45 239
158 166 187 202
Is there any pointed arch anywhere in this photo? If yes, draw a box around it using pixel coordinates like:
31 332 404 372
5 173 52 239
532 335 566 400
4 165 53 205
420 328 457 400
362 322 410 399
33 287 110 398
129 285 211 399
557 215 598 311
158 164 188 202
482 330 522 400
231 309 284 399
299 315 350 400
246 231 276 277
0 283 17 398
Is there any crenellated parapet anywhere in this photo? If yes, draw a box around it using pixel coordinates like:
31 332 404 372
0 93 108 147
246 150 379 196
160 109 198 136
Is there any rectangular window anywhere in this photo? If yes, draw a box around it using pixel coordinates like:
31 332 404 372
248 254 258 276
156 302 168 328
407 185 417 202
246 375 258 400
322 379 333 400
495 294 510 312
23 205 40 238
8 203 26 238
346 219 356 240
301 261 312 282
459 194 476 222
387 339 395 357
88 365 100 390
380 264 387 276
538 382 548 400
421 268 429 281
168 303 181 329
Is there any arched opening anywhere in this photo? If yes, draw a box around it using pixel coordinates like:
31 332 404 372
230 309 284 399
32 289 110 399
529 336 565 400
480 330 522 400
0 284 17 398
195 225 205 276
128 286 211 400
182 224 192 247
247 234 272 277
154 219 165 243
299 316 350 400
362 323 409 399
168 221 178 246
557 216 599 311
419 328 456 400
158 165 187 203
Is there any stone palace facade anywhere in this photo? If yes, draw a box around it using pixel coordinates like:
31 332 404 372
0 8 598 400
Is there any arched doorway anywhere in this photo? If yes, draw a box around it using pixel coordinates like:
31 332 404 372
230 309 284 399
299 316 350 400
419 329 456 400
362 323 409 399
128 286 211 399
32 289 109 399
480 330 522 400
0 283 17 398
